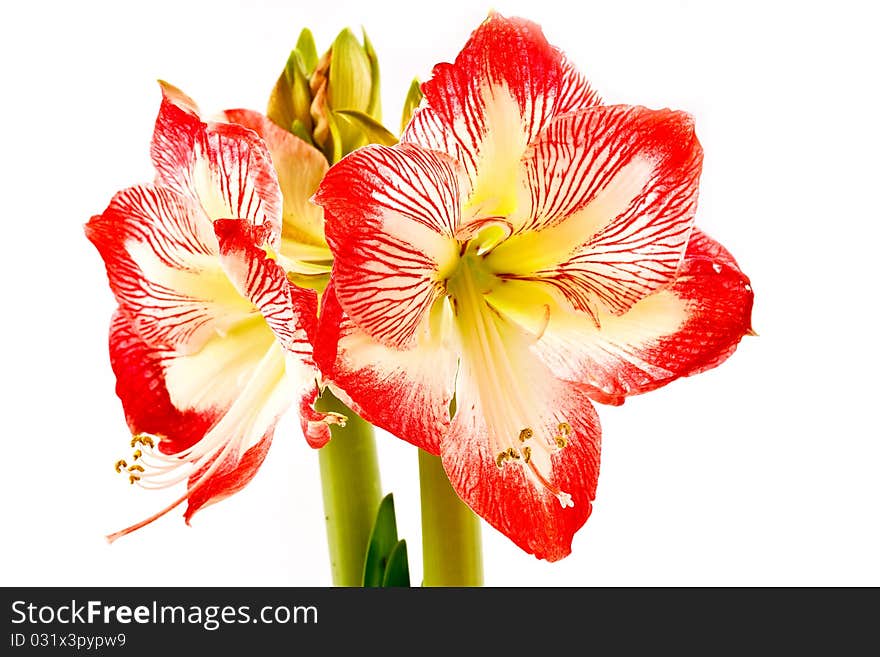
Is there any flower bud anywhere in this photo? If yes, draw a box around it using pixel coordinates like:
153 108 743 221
269 26 389 162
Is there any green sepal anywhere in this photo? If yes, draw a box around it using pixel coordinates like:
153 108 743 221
268 49 313 135
336 110 398 147
400 77 423 134
329 28 373 113
295 28 318 74
326 110 344 164
362 493 400 587
290 119 315 147
382 540 411 587
362 28 382 122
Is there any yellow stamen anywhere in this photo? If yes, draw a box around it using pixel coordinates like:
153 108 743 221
522 446 531 464
127 464 145 473
129 474 140 485
518 427 533 442
132 450 142 461
114 459 127 473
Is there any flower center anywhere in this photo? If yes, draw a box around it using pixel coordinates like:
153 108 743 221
446 248 574 508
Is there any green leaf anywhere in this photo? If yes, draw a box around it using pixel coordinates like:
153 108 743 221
295 28 318 74
362 28 382 122
400 77 423 134
382 540 410 587
336 109 398 147
362 493 399 587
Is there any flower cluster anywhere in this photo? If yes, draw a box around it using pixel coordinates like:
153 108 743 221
87 14 752 560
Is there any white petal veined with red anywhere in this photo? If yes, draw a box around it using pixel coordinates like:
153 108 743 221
486 105 703 319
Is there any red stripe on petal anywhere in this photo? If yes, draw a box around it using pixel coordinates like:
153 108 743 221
314 143 461 348
537 229 754 404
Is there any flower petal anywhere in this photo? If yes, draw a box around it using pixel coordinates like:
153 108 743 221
108 310 216 456
488 104 703 316
402 13 599 218
441 367 601 562
314 281 456 454
106 312 294 540
152 82 282 242
221 109 331 258
535 229 754 405
213 218 337 448
86 184 254 354
313 143 462 348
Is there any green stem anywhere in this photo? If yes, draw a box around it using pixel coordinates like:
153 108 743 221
315 389 382 586
418 449 484 586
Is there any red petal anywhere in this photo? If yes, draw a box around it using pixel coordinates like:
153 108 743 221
221 109 329 250
86 184 252 354
152 82 282 242
441 373 601 562
314 281 456 454
108 311 216 456
537 229 754 405
404 13 599 186
183 432 273 523
490 104 703 316
313 143 462 349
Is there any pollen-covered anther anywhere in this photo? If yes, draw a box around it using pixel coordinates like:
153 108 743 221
522 445 532 464
128 474 140 485
496 451 509 468
506 447 521 460
518 427 533 442
127 464 145 473
553 422 572 449
114 459 128 473
132 450 142 461
130 433 156 449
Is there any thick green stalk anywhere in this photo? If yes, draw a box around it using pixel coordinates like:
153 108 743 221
315 389 382 586
418 449 484 586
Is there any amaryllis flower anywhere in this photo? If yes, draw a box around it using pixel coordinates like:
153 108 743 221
314 13 753 561
87 83 339 541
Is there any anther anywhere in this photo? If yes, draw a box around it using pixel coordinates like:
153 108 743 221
496 451 509 468
114 459 127 473
554 435 568 449
557 422 571 437
130 433 155 449
127 464 145 473
506 447 521 460
129 474 140 485
522 446 531 464
518 428 533 442
132 450 142 461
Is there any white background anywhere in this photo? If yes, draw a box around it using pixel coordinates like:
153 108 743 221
1 0 878 587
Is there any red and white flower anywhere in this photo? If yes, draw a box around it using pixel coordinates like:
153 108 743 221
87 83 339 541
314 13 754 560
